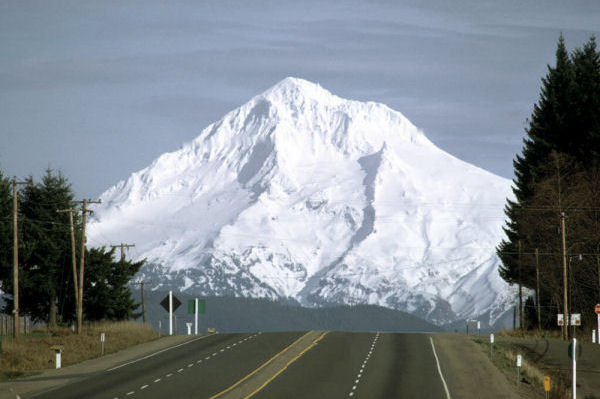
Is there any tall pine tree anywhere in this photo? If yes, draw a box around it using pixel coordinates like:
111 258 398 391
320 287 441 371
498 35 600 329
0 170 13 298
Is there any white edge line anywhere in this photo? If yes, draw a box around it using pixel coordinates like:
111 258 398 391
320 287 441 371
107 334 214 372
429 336 451 399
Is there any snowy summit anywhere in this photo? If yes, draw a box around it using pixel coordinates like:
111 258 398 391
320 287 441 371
89 77 514 326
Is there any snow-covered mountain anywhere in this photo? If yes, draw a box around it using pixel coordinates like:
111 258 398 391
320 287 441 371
88 77 514 326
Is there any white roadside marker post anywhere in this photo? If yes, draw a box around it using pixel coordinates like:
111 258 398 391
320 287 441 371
490 333 494 360
516 354 522 389
195 298 199 335
51 345 63 369
100 332 105 356
169 290 173 336
593 330 596 344
186 322 192 335
477 320 481 337
596 304 600 345
572 338 576 399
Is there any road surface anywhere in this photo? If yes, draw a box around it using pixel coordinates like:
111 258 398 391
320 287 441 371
12 331 520 399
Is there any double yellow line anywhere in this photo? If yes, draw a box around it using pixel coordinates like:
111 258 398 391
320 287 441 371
209 331 329 399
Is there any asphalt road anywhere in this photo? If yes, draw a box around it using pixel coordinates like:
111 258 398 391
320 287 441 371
252 332 448 399
31 332 303 399
24 332 523 399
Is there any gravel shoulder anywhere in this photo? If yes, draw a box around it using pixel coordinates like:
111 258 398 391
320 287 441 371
432 333 521 399
0 334 202 399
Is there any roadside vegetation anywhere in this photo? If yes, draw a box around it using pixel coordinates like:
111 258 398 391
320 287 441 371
0 169 144 327
472 333 570 399
497 35 600 332
0 321 158 380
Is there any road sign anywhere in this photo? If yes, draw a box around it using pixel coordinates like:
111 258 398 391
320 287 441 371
516 354 522 367
188 299 206 314
544 376 550 392
570 314 581 326
161 294 181 312
557 314 564 326
595 304 600 315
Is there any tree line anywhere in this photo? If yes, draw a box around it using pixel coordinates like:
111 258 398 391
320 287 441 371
497 35 600 332
0 169 143 327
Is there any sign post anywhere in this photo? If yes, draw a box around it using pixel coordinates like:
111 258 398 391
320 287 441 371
516 354 522 389
195 298 199 335
188 299 206 335
160 292 181 336
571 338 576 399
595 304 600 345
169 291 173 335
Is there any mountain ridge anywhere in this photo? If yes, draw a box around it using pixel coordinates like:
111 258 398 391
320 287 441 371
89 77 514 326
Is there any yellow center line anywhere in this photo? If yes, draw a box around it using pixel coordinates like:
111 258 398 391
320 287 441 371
244 331 329 399
208 331 314 399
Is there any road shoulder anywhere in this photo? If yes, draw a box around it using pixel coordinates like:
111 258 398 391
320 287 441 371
432 333 520 399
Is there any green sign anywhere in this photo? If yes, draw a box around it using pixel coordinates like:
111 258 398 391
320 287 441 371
188 299 206 314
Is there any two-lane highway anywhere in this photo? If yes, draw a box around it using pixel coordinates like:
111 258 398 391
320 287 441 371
25 331 521 399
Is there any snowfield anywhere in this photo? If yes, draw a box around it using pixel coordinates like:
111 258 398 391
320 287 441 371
88 77 514 326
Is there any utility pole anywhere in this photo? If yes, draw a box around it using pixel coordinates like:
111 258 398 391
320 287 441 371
75 199 101 334
9 179 27 341
535 248 541 331
132 281 152 324
518 240 523 330
561 211 568 341
110 243 135 263
56 208 79 310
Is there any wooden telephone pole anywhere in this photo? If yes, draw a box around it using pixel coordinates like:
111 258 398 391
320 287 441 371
74 199 101 334
56 208 79 311
110 243 135 262
8 179 27 340
132 281 152 324
561 211 568 341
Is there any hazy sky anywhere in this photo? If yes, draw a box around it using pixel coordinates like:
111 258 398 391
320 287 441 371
1 0 599 198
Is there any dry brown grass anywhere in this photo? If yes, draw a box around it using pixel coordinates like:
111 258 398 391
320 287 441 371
0 321 159 372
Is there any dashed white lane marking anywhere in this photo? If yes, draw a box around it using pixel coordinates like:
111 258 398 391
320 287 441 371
346 332 380 399
113 333 258 399
429 337 452 399
107 334 214 371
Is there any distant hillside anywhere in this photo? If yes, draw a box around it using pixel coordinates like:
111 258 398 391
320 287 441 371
133 290 441 334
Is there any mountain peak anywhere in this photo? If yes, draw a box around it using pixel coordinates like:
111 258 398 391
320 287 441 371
260 77 340 107
89 78 513 327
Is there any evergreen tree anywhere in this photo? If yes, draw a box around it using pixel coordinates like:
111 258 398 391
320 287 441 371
498 35 574 284
84 247 143 321
16 170 75 325
0 170 12 298
498 35 600 330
